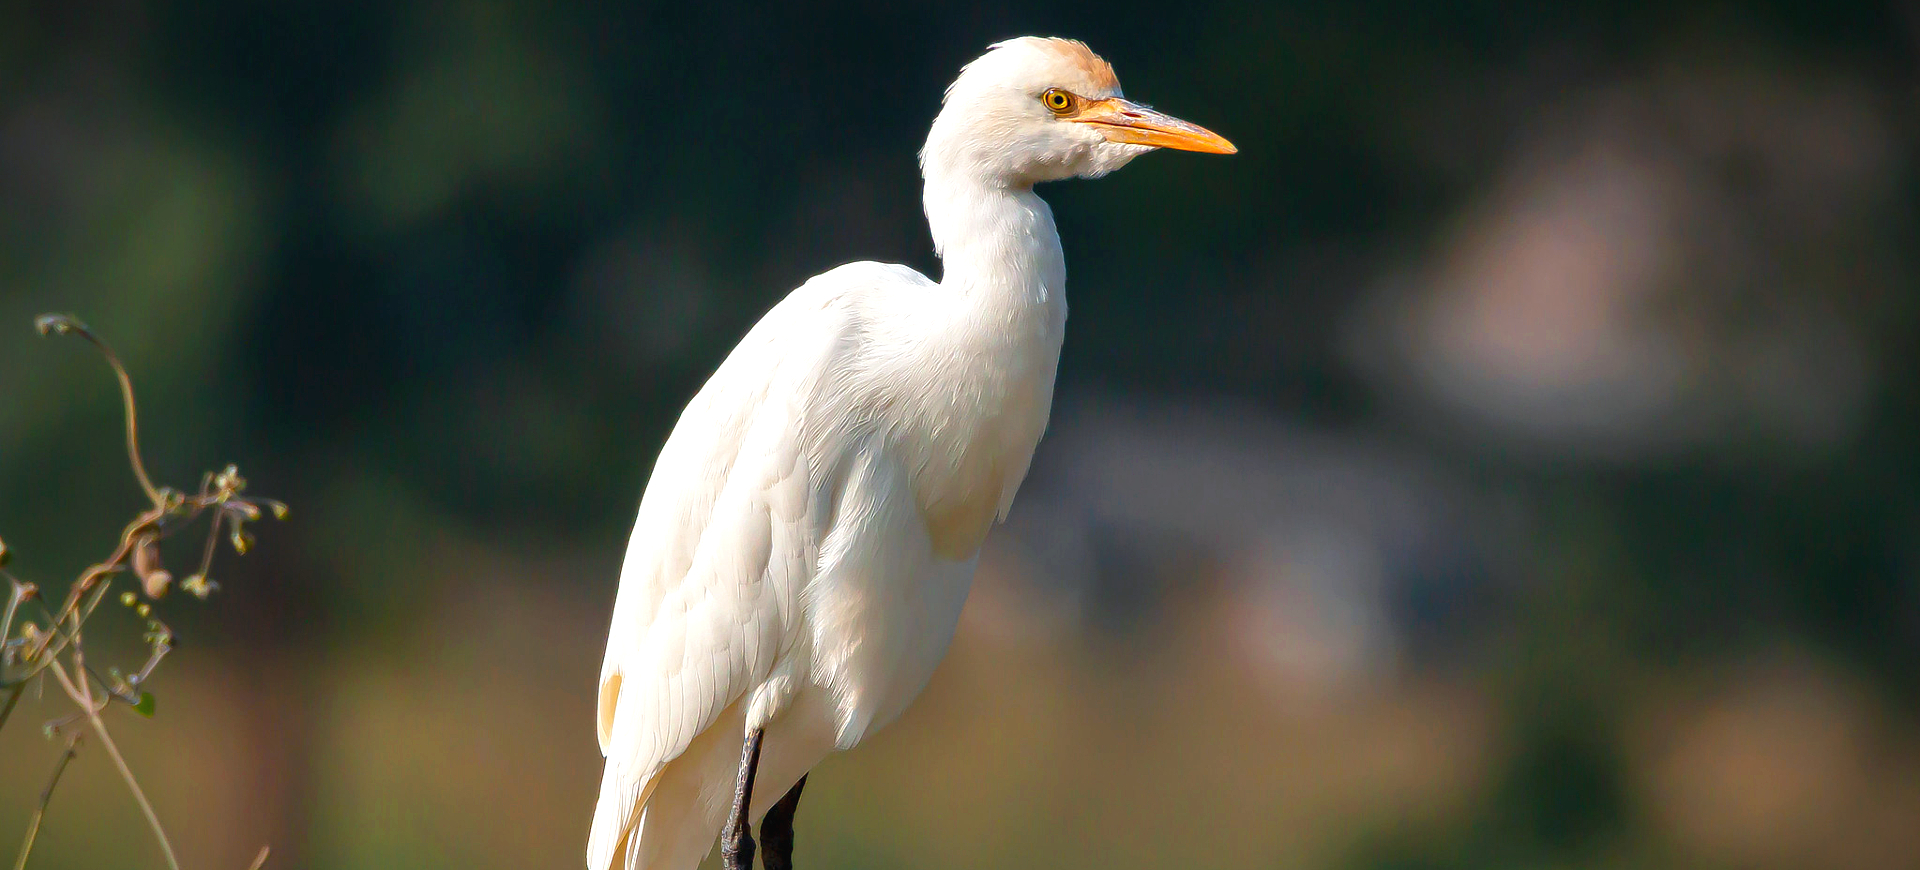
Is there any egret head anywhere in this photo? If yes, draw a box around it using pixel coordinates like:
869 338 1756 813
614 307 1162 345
921 37 1235 188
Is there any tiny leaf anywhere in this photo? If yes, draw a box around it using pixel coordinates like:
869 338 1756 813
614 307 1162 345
133 692 156 718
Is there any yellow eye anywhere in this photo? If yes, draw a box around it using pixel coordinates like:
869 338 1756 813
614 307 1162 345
1042 88 1073 114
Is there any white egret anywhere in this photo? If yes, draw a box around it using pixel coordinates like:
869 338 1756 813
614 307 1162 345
588 36 1234 870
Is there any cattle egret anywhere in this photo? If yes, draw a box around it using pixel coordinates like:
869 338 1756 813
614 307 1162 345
589 36 1234 870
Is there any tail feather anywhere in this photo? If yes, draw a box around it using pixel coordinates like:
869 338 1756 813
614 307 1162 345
588 707 745 870
587 759 652 870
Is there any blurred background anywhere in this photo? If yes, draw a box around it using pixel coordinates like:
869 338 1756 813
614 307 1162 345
2 2 1917 868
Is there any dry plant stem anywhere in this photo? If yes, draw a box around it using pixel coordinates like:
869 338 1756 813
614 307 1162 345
0 579 26 650
195 508 222 579
10 317 283 868
47 660 180 870
0 685 21 735
38 486 259 669
20 506 165 667
125 637 171 688
37 317 160 505
17 496 205 678
2 577 33 734
13 734 81 870
1 579 32 724
247 846 270 870
20 316 165 666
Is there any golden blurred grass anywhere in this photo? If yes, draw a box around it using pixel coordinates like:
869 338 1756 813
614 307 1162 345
6 562 1918 870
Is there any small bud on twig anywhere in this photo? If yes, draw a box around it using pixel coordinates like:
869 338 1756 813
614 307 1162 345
212 464 246 494
131 533 172 599
32 313 84 336
180 574 216 600
142 570 174 600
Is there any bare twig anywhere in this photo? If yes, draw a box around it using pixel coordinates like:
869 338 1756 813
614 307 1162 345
194 507 222 584
38 694 107 740
0 685 21 735
34 315 159 506
123 631 174 689
47 660 180 870
1 575 36 734
6 315 284 867
0 578 28 653
20 506 166 668
246 845 271 870
13 734 81 870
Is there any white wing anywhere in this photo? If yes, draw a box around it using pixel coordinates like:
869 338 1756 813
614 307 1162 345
587 262 936 870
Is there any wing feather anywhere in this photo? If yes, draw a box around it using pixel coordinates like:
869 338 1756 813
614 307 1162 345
588 262 934 870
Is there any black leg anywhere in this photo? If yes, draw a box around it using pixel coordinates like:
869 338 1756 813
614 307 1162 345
721 729 764 870
760 775 808 870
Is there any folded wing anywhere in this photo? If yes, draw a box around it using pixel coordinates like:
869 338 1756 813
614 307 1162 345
587 263 935 870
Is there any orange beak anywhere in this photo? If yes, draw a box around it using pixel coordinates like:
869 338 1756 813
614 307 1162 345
1068 97 1237 155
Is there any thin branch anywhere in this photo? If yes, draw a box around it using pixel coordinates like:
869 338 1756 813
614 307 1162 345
246 845 271 870
47 660 180 870
34 315 159 506
1 573 46 734
0 578 27 654
39 707 93 739
0 684 21 737
124 631 174 689
194 506 222 581
38 654 109 739
9 316 286 868
84 660 147 707
13 734 81 870
21 505 167 666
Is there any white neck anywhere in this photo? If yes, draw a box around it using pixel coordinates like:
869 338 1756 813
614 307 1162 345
922 170 1067 318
